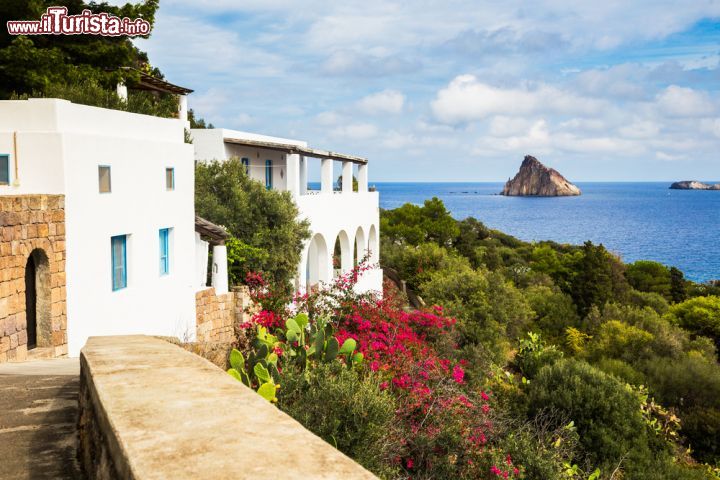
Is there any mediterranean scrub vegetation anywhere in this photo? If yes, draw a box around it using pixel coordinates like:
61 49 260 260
195 158 310 293
225 195 720 479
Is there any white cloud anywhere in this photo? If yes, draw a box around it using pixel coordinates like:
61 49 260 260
655 85 716 117
330 123 379 140
357 90 405 115
431 75 606 124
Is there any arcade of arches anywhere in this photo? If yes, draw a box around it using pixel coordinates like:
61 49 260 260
305 225 378 288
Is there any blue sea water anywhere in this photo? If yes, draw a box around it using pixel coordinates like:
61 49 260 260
373 182 720 283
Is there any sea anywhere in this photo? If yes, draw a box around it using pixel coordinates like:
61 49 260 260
372 182 720 283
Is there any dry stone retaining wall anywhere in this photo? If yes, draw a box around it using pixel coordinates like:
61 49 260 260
195 286 253 344
0 195 67 363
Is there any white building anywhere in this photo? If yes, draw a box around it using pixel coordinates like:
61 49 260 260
0 98 198 358
191 128 383 294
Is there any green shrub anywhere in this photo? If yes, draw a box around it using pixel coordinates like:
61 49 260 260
278 363 401 478
588 320 655 363
626 261 672 299
667 296 720 353
13 79 179 118
514 332 563 379
528 359 656 477
594 358 646 386
640 355 720 464
628 289 670 315
381 242 469 291
524 285 580 341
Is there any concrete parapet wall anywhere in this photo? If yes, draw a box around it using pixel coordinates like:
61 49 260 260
78 335 377 479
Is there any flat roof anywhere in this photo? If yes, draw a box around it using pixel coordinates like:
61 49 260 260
223 136 368 165
118 67 194 95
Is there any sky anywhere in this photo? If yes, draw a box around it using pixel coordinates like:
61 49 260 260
134 1 720 182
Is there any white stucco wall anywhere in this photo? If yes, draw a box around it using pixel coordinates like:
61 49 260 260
0 99 198 355
191 127 383 295
296 192 383 294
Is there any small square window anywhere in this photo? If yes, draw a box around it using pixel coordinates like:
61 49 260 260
166 168 175 190
0 155 10 185
99 166 111 193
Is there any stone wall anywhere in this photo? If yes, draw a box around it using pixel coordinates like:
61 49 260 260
195 286 253 344
78 335 377 479
0 195 67 363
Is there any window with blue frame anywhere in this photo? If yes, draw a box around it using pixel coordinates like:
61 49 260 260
0 155 9 185
159 228 171 275
111 235 127 291
241 157 250 175
265 159 273 189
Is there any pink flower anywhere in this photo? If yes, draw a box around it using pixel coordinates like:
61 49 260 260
452 365 465 384
406 458 414 469
481 391 490 401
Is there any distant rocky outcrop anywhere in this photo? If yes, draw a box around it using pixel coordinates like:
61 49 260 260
501 155 581 196
669 181 720 190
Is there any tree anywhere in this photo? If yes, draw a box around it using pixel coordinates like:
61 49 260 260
669 267 687 303
625 261 671 299
0 0 160 99
569 242 616 318
380 197 459 247
666 296 720 353
195 158 310 292
336 174 358 192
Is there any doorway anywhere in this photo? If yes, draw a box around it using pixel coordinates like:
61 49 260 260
24 249 51 350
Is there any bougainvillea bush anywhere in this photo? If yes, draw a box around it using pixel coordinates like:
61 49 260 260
232 265 524 479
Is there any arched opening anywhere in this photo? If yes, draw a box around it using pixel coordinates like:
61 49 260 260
368 225 379 263
25 249 51 350
354 226 366 266
332 230 352 277
306 233 329 288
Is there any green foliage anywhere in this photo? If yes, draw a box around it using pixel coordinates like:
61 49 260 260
569 242 629 318
626 261 672 299
667 296 720 353
381 242 469 291
525 285 581 341
225 236 269 286
527 359 661 479
669 267 688 303
419 264 534 362
641 354 720 463
627 289 670 315
380 197 459 247
12 78 179 117
514 332 563 378
594 358 646 386
0 0 160 99
588 320 655 363
279 363 401 478
501 419 583 480
195 158 310 292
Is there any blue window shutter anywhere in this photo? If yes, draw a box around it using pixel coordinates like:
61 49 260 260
241 158 249 175
0 155 9 185
111 235 127 290
265 160 272 189
159 228 170 275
